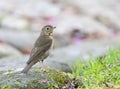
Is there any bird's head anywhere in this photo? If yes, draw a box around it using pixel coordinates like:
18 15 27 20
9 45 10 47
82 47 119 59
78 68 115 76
41 25 56 36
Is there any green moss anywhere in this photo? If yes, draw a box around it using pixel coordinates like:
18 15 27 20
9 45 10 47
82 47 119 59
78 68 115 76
1 85 20 89
1 85 12 89
48 69 69 88
25 80 47 89
0 68 71 89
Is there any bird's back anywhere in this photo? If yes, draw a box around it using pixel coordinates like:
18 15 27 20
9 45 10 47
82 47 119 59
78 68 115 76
27 35 53 64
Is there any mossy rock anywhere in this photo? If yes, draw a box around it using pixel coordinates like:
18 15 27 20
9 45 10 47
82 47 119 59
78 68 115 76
0 68 72 89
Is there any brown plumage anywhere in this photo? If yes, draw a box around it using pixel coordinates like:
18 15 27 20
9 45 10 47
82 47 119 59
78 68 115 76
21 25 55 73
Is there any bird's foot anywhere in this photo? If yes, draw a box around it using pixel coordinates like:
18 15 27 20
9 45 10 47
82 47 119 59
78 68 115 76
40 66 50 72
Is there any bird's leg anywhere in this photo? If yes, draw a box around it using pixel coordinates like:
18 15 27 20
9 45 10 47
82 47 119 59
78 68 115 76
39 60 45 71
39 60 44 69
39 60 48 72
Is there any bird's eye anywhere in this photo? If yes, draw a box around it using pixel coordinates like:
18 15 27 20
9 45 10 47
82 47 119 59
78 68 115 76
46 27 49 30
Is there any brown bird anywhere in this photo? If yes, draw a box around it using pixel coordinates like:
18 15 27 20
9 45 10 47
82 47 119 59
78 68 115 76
21 25 56 73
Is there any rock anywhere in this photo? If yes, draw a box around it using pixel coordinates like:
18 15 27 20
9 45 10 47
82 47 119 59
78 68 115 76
98 0 120 17
14 0 60 17
56 14 111 36
74 16 111 34
0 68 72 89
0 42 22 58
0 30 38 51
0 0 16 12
57 0 120 33
1 15 30 30
95 11 120 32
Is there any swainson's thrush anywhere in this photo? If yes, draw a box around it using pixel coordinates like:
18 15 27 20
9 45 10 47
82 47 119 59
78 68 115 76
21 25 55 73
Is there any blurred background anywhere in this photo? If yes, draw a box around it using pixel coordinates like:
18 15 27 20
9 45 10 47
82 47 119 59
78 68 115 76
0 0 120 72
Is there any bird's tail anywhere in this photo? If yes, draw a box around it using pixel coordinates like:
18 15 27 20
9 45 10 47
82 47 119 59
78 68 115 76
21 63 33 73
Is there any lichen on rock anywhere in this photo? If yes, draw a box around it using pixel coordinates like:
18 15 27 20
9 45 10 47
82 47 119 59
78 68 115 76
0 67 73 89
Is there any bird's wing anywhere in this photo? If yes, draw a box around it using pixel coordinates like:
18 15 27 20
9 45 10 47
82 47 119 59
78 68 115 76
27 38 52 64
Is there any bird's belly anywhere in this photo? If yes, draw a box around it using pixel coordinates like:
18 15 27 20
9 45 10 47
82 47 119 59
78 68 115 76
43 50 50 59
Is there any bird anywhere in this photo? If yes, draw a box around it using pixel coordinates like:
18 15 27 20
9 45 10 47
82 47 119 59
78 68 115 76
21 25 56 73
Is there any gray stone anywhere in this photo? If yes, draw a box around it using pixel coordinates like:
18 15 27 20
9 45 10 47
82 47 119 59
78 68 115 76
0 68 71 89
1 16 29 30
0 43 22 58
0 30 38 50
